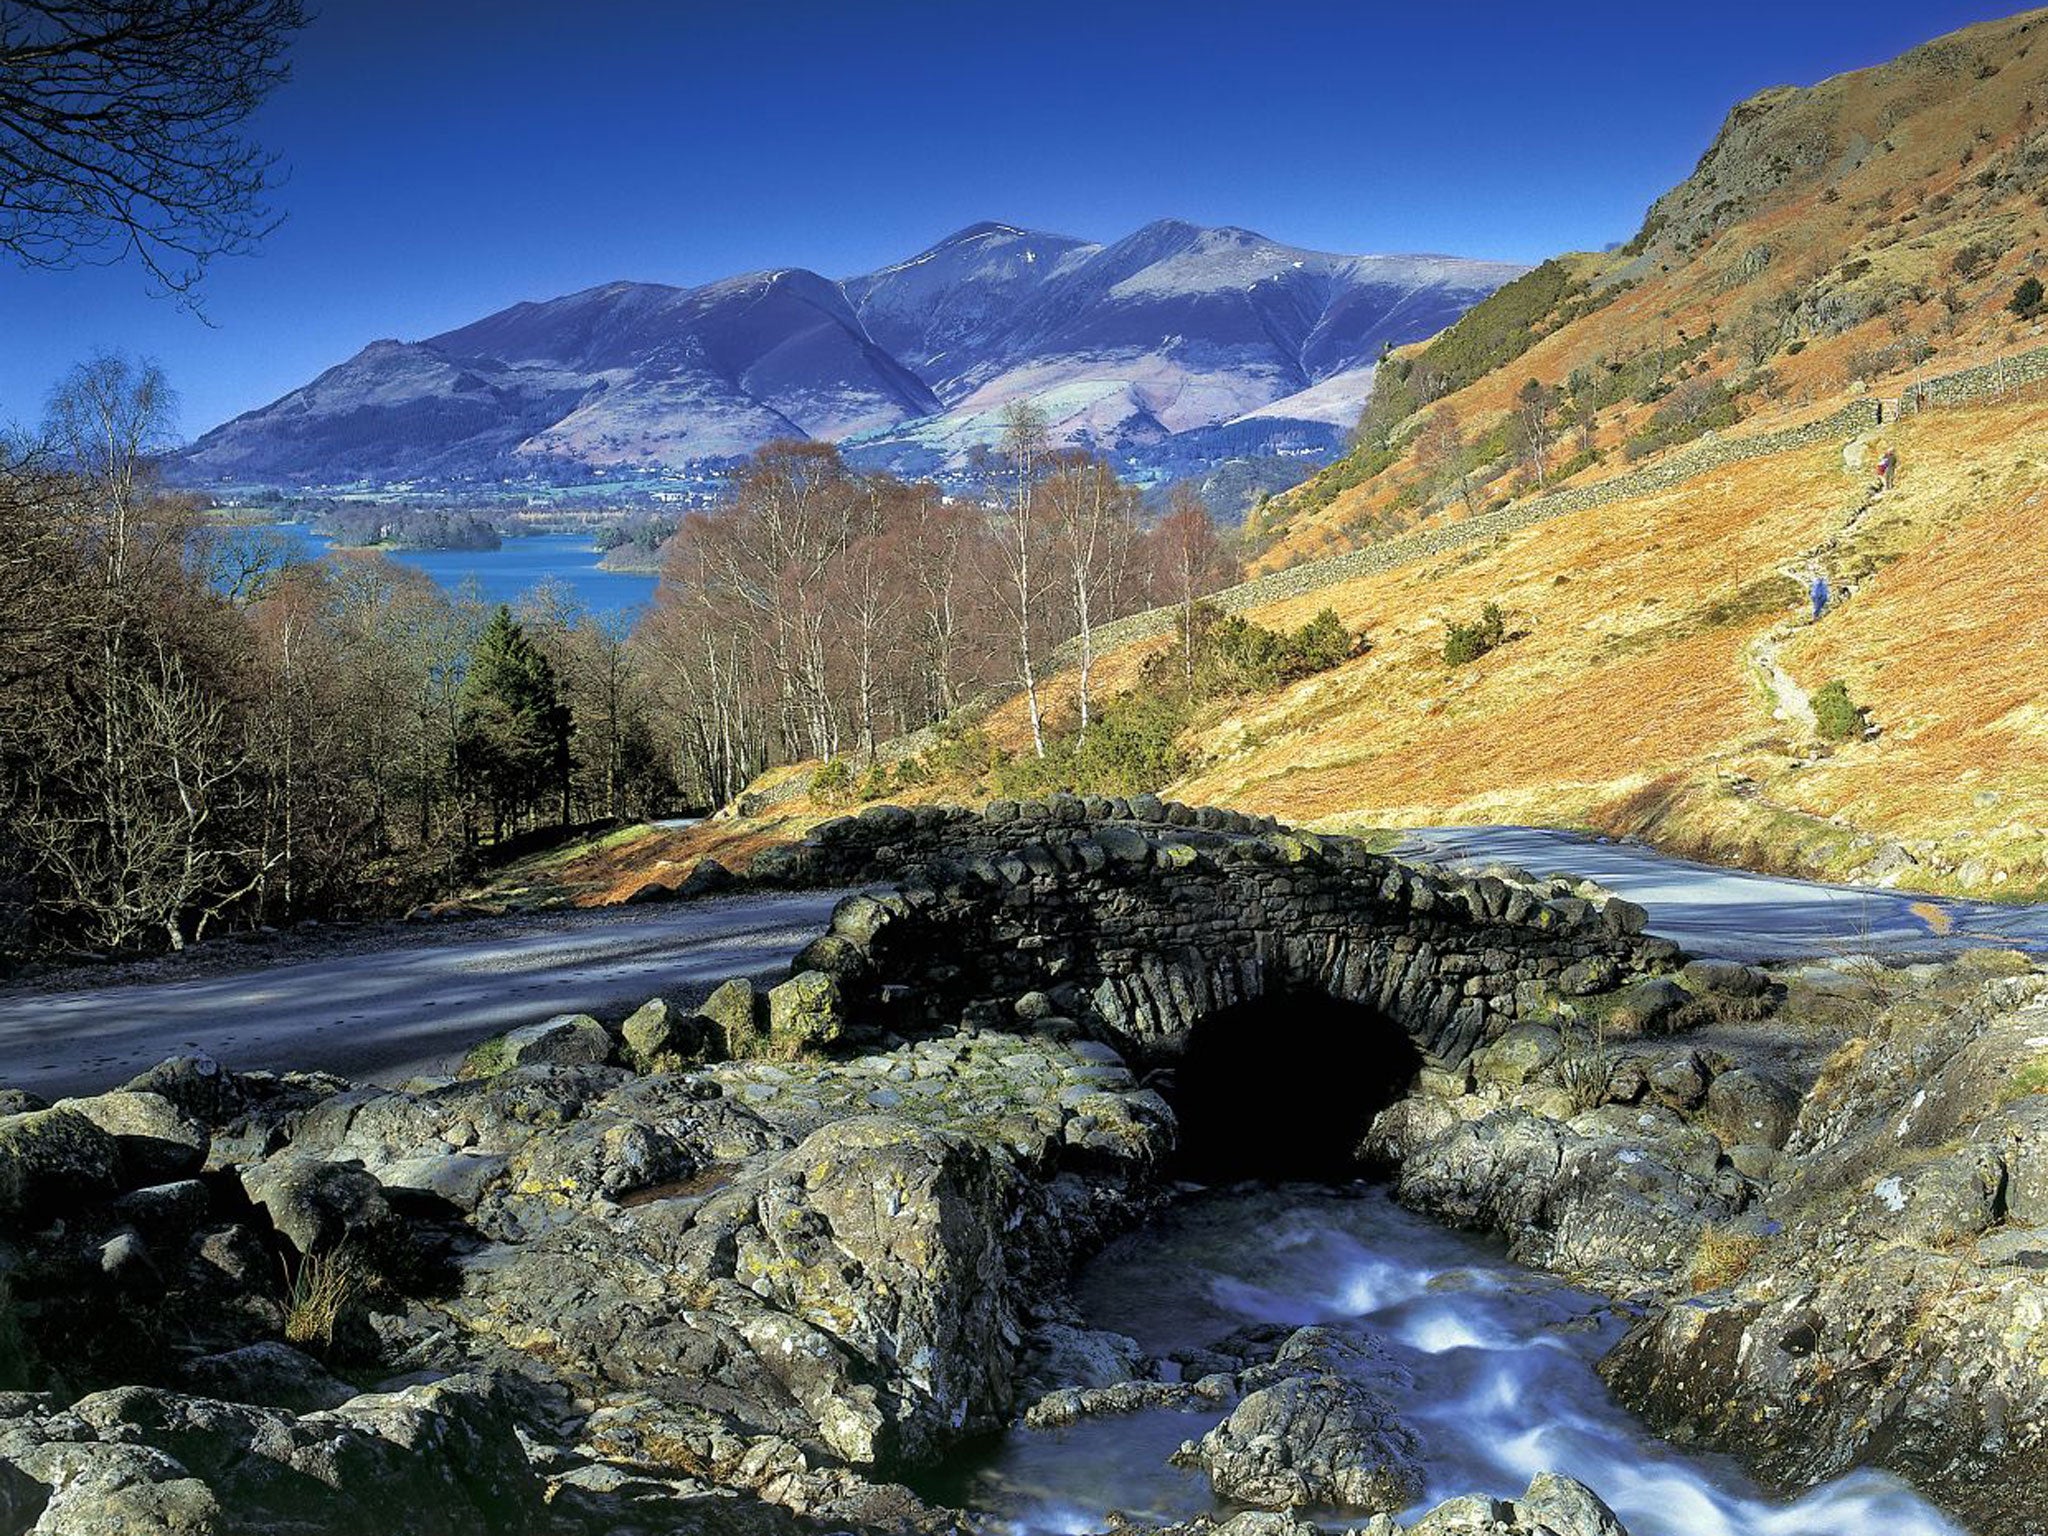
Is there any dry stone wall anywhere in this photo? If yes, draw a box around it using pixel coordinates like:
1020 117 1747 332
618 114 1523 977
1082 342 2048 656
751 797 1681 1068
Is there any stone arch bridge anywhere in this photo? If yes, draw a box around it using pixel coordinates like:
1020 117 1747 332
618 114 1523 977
751 796 1682 1069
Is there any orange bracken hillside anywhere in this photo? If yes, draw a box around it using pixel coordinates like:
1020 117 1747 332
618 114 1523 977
1251 6 2048 571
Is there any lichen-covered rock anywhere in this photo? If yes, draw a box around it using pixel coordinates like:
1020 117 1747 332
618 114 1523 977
1472 1025 1562 1088
765 970 843 1059
1603 977 1689 1034
0 1107 120 1221
620 996 711 1074
57 1090 208 1184
464 1014 613 1078
696 977 761 1059
1175 1361 1422 1513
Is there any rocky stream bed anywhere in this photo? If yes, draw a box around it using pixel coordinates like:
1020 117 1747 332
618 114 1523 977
1 803 2045 1536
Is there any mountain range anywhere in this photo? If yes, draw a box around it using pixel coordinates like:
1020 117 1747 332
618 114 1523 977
176 220 1524 493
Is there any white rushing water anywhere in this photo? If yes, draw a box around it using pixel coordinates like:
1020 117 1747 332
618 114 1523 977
944 1185 1965 1536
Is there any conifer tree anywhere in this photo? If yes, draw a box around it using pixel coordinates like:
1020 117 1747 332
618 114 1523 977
455 607 571 840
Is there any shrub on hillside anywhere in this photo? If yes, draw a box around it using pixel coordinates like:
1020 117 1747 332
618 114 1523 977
1444 603 1509 666
991 690 1194 800
1813 680 1869 743
811 758 852 804
1150 603 1369 699
981 606 1369 800
2010 276 2045 320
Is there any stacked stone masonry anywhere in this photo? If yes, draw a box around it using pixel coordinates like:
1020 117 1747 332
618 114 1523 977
753 797 1680 1068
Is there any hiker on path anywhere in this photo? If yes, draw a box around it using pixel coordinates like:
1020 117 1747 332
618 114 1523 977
1876 448 1897 492
1810 574 1830 622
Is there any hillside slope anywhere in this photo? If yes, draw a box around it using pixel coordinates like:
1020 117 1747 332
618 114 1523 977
703 9 2048 902
1250 5 2048 568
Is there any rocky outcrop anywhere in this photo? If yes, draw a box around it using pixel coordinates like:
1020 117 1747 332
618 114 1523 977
1364 1020 1773 1290
1599 962 2048 1536
0 1374 543 1536
0 1020 1170 1532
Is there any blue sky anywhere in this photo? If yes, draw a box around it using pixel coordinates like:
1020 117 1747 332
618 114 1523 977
0 0 2021 439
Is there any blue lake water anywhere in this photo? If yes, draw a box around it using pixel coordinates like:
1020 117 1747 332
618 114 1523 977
256 524 659 619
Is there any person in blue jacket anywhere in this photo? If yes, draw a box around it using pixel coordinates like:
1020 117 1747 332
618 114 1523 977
1810 574 1830 621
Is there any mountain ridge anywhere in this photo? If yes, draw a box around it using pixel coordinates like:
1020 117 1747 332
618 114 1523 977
177 220 1525 493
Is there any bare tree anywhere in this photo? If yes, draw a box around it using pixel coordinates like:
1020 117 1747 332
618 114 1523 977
1155 486 1236 684
1412 406 1478 517
1515 378 1558 489
1044 453 1138 734
0 0 309 298
24 637 270 950
993 401 1051 756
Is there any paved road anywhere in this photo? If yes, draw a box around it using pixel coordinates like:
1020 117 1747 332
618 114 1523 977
1396 825 2048 963
7 828 2043 1098
0 891 851 1097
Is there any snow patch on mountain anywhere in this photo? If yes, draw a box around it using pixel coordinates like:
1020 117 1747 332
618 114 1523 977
176 221 1526 490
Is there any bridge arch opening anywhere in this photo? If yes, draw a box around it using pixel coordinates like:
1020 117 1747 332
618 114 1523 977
1166 989 1425 1182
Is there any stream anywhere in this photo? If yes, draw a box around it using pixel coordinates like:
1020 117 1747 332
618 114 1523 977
940 1184 1964 1536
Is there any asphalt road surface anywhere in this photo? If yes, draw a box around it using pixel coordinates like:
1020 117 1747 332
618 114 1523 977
1396 825 2048 963
0 891 851 1097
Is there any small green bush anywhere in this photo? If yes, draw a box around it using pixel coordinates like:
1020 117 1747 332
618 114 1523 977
1444 602 1509 666
855 762 890 801
2010 276 2045 320
1812 680 1868 743
811 758 852 804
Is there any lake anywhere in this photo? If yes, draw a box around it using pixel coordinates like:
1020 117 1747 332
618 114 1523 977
256 524 660 619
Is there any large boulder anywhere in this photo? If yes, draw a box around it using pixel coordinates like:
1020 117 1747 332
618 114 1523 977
724 1116 1023 1462
765 971 844 1059
1703 1069 1800 1152
619 997 710 1075
696 977 760 1059
1175 1339 1422 1513
57 1090 208 1184
237 1156 396 1260
121 1055 242 1125
464 1014 613 1078
179 1341 355 1413
0 1107 121 1221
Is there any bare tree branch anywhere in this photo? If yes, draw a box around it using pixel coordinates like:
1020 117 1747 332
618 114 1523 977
0 0 308 303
